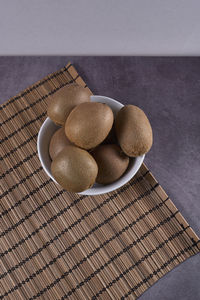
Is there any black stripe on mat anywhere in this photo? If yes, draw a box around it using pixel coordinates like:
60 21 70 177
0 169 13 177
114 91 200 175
0 64 72 111
93 226 190 299
1 74 85 161
0 133 38 161
0 183 65 239
1 207 177 298
0 151 38 180
0 74 81 139
152 184 199 251
0 179 52 226
0 172 148 255
0 197 168 280
29 212 179 300
121 244 194 299
0 75 79 127
150 181 196 252
190 239 200 250
0 112 46 145
59 212 179 300
0 177 51 218
0 166 43 203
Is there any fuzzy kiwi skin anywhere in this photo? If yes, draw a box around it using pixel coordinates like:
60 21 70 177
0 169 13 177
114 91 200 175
47 83 91 126
91 144 129 185
49 127 72 160
65 102 114 150
51 145 98 193
115 105 153 157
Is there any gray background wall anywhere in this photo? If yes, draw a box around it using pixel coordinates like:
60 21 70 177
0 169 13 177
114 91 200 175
0 0 200 55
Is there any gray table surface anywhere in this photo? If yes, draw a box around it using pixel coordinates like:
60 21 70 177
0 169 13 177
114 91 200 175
0 57 199 300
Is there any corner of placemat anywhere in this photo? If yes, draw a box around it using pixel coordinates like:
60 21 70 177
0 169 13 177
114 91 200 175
0 61 93 111
143 163 200 250
66 62 93 95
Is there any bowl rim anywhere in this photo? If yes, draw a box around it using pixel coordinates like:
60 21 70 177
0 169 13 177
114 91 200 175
37 95 145 195
37 117 57 183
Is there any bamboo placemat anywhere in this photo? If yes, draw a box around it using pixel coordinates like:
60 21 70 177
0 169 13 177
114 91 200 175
0 62 199 300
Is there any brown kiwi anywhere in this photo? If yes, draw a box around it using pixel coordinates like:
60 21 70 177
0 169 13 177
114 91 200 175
65 102 114 150
115 105 153 157
51 145 98 193
91 144 129 185
47 83 91 126
49 127 72 160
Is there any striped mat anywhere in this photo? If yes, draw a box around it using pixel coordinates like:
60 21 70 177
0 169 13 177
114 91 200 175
0 62 199 299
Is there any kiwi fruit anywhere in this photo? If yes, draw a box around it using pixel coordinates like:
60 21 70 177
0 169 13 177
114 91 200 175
49 127 72 160
115 105 153 157
51 145 98 193
65 102 114 150
47 83 91 126
91 144 129 185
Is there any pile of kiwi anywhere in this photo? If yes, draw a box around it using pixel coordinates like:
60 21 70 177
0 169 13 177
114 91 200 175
47 83 153 193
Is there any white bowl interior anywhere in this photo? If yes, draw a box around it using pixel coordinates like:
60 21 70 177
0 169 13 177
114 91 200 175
37 95 145 195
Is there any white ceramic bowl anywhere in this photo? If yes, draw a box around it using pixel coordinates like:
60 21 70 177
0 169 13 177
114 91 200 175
37 95 145 195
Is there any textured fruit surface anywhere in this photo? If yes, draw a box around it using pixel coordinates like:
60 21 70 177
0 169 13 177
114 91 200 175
47 84 91 126
65 102 114 149
49 127 72 160
51 145 98 193
115 105 153 157
92 144 129 184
